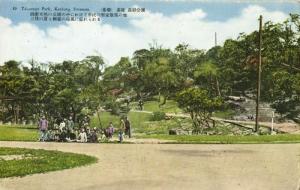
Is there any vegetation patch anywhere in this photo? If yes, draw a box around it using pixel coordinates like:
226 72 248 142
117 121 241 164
139 134 300 144
0 126 38 141
141 100 182 113
213 110 236 119
0 147 97 178
150 111 166 121
91 111 151 131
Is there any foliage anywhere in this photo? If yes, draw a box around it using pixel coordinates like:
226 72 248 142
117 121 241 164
0 56 105 125
177 87 223 133
150 111 166 121
103 97 121 115
269 71 300 118
212 110 236 119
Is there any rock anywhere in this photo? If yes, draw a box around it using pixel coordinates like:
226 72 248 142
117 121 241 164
206 131 215 135
271 131 277 135
287 120 295 123
233 115 248 121
227 96 246 102
259 127 270 135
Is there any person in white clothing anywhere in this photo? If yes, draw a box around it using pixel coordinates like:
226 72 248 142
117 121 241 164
59 119 66 132
77 128 87 143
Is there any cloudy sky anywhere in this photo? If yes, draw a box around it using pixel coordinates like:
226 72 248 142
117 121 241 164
0 0 299 65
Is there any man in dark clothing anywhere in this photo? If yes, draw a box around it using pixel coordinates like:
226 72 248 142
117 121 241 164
124 117 131 138
59 129 67 142
138 99 143 110
90 127 98 143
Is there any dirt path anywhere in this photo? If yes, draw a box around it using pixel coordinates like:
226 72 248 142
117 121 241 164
0 141 300 190
108 137 176 144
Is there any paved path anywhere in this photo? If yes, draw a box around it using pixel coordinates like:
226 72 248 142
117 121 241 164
0 141 300 190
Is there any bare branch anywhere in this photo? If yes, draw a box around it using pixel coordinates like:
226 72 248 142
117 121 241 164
281 63 300 71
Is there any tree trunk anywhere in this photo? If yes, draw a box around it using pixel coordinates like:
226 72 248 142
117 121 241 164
96 108 103 129
158 91 161 103
215 76 221 97
163 95 167 105
12 103 17 124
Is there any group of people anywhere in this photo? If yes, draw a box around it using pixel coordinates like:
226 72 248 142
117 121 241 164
38 115 132 143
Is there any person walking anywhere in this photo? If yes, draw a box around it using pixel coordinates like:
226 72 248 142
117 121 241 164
119 118 125 143
124 117 131 138
138 99 144 110
39 116 48 141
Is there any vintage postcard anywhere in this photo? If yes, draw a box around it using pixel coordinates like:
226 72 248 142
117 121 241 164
0 0 300 190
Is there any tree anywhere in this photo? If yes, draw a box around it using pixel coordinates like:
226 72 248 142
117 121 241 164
270 71 300 119
144 53 179 106
176 87 223 134
194 61 220 96
0 61 33 123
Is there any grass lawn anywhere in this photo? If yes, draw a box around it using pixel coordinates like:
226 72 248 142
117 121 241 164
130 100 182 113
90 111 120 129
139 134 300 144
213 109 236 119
2 112 300 144
0 147 97 178
134 119 178 134
0 125 38 141
91 110 191 135
91 111 152 132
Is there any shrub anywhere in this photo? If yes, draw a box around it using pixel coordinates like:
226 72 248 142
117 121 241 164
150 111 166 121
104 98 121 115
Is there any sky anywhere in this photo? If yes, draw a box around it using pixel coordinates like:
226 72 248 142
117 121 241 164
0 0 299 65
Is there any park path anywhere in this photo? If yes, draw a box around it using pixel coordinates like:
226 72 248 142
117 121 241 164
0 141 300 190
131 110 300 134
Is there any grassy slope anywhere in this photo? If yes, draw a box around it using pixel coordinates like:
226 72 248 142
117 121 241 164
0 147 97 178
91 111 152 131
142 100 182 113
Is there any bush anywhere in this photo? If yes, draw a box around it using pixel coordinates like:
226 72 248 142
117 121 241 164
103 98 121 115
150 111 166 121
